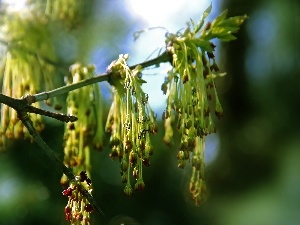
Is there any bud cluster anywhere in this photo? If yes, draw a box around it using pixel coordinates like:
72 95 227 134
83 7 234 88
106 54 157 195
62 63 104 185
162 6 228 205
45 0 86 29
163 40 221 145
62 171 93 225
189 138 206 205
0 11 60 151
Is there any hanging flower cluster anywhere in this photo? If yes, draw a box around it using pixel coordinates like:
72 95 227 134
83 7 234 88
45 0 86 29
0 2 248 217
62 171 93 225
162 4 247 205
62 63 104 186
0 10 60 151
106 54 157 195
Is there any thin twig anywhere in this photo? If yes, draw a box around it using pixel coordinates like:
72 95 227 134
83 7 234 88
129 50 172 70
0 94 108 224
19 112 108 224
24 50 172 104
20 111 76 179
0 50 172 225
31 73 109 103
27 105 77 122
0 93 23 109
0 94 78 123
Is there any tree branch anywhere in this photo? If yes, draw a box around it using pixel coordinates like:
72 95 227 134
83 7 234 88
20 111 76 179
0 49 172 224
19 112 108 224
27 105 77 123
0 94 108 224
0 94 78 123
24 50 172 104
0 93 23 109
129 50 172 70
30 73 109 103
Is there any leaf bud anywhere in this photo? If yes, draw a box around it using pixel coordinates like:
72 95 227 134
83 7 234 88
129 150 137 166
161 82 168 95
121 159 128 172
134 180 145 191
178 159 186 169
84 204 94 213
215 102 223 119
192 156 201 170
177 150 185 160
132 167 139 180
121 173 128 184
109 136 120 147
124 184 133 196
142 157 150 167
109 146 119 160
124 140 133 153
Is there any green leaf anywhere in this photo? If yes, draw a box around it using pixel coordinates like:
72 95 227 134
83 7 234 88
211 9 228 27
203 10 247 42
206 72 227 79
218 34 237 42
190 38 213 52
221 15 248 27
210 26 240 37
136 77 147 84
194 3 212 33
203 3 212 19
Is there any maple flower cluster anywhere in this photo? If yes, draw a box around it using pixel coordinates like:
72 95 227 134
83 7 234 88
161 5 247 204
45 0 86 29
0 0 248 213
61 63 104 186
106 54 157 195
0 10 60 151
62 171 93 225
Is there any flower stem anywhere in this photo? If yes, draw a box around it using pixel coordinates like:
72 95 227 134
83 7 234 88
25 50 172 104
19 111 108 224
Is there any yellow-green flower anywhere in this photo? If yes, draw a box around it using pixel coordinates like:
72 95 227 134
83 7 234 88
163 4 247 205
62 172 93 225
106 54 157 194
62 63 104 185
45 0 86 29
0 10 61 151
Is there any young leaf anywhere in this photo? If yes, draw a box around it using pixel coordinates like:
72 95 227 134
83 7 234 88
211 9 228 27
190 38 213 52
194 3 212 33
202 10 247 41
220 15 248 27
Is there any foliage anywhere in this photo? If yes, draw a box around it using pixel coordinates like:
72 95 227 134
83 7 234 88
0 1 246 224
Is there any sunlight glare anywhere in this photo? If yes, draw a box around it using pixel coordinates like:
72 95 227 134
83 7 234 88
128 0 185 26
3 0 27 12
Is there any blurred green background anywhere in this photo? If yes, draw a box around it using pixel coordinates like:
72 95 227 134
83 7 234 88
0 0 299 224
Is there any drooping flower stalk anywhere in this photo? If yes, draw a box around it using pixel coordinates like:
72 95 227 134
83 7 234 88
106 54 157 194
62 171 94 225
162 4 247 205
62 63 104 185
45 0 86 29
0 1 248 215
0 10 61 151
